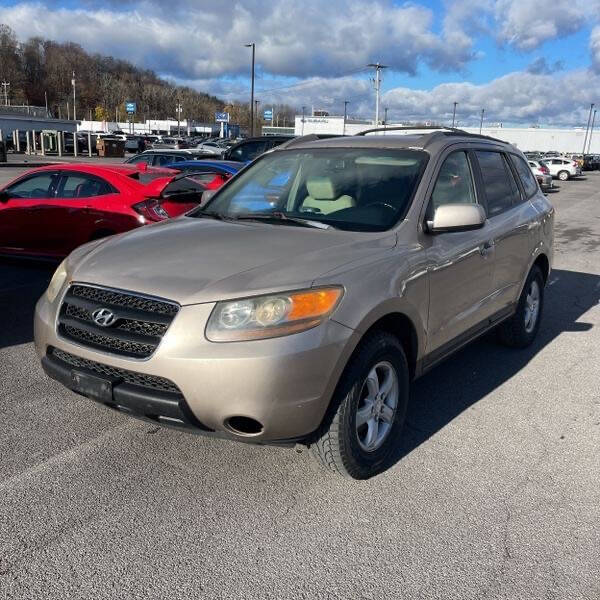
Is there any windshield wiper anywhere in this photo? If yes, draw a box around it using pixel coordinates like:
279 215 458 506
196 211 237 221
233 212 334 230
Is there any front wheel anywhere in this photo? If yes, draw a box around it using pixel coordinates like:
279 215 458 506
496 265 544 348
558 170 569 181
310 332 409 479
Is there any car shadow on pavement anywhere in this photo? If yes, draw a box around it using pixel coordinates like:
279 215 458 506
394 267 599 466
0 258 54 350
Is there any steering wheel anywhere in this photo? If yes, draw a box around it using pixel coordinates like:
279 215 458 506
363 201 396 212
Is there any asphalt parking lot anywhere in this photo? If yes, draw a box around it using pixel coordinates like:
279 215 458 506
1 169 599 600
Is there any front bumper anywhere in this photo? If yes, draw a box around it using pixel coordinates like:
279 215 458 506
34 289 356 443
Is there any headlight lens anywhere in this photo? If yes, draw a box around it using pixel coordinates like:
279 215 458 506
46 259 68 302
206 287 344 342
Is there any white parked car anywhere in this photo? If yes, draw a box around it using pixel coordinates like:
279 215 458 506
543 157 581 181
195 140 225 155
528 160 553 190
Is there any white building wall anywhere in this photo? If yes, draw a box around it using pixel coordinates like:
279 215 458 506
294 115 600 153
77 119 218 135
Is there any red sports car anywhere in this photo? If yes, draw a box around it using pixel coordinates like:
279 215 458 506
0 163 209 259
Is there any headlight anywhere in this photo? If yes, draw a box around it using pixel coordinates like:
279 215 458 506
206 287 344 342
46 259 68 303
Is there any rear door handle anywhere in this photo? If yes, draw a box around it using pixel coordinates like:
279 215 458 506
480 240 494 256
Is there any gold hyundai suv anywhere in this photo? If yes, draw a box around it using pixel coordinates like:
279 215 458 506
35 128 554 479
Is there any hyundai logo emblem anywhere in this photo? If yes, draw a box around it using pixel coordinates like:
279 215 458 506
92 308 117 327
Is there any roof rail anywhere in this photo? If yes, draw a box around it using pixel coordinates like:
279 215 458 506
356 125 465 136
356 125 509 146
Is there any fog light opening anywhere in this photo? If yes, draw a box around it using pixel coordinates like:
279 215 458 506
225 416 264 436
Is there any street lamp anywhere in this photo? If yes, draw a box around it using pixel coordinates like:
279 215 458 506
245 43 255 136
452 102 457 128
582 103 595 156
479 108 485 134
71 71 76 121
343 100 349 135
254 99 260 134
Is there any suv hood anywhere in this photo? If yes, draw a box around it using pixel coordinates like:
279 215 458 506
69 217 396 305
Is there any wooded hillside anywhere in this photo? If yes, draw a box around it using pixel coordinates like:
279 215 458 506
0 24 296 127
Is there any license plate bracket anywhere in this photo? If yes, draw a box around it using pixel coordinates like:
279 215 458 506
70 370 114 403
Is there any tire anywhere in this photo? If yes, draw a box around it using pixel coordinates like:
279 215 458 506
310 331 409 479
558 170 569 181
496 265 544 348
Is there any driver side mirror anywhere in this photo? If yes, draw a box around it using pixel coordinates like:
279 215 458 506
0 190 9 203
427 203 486 234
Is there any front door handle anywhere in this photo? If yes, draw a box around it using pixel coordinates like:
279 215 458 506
480 240 494 256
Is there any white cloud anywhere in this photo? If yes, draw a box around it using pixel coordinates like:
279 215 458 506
0 0 476 81
382 69 600 126
493 0 598 50
591 26 600 72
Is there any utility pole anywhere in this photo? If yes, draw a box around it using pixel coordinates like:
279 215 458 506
1 81 9 106
479 108 485 134
587 109 597 153
301 105 306 135
343 100 349 135
452 102 457 127
367 62 388 125
582 103 595 156
44 91 48 114
245 43 255 136
384 107 388 126
71 71 76 121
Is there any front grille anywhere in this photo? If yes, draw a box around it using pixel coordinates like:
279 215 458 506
58 284 179 359
51 347 180 394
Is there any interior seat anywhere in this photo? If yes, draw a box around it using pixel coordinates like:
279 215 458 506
301 176 355 215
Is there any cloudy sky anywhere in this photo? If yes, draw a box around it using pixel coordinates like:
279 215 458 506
1 0 599 126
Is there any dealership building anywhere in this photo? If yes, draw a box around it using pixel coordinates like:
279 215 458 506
293 115 600 154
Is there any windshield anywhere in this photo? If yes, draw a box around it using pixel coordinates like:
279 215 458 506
195 148 428 231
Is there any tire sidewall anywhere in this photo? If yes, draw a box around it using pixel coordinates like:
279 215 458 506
558 170 569 181
518 266 544 342
337 336 409 477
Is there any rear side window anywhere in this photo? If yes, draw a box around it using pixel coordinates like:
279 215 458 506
510 154 538 198
231 141 268 162
475 151 520 217
59 173 115 198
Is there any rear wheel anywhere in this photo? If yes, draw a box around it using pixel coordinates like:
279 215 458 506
558 170 569 181
496 265 544 348
310 331 409 479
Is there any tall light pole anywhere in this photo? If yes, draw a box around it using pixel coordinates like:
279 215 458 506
301 105 306 135
479 108 485 134
587 109 597 154
71 71 76 121
44 91 48 115
452 102 457 127
176 100 182 137
384 107 388 125
254 99 260 134
343 100 349 135
1 81 10 106
367 62 388 126
245 43 255 136
582 103 595 156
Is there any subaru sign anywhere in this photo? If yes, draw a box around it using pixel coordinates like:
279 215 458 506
215 112 229 123
263 109 273 120
125 101 136 114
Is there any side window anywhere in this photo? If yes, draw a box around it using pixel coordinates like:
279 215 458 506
232 141 268 162
474 151 520 217
59 174 114 198
430 151 476 211
5 173 56 199
127 154 149 164
510 154 538 198
154 155 173 166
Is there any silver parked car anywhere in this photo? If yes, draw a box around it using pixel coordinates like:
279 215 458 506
35 128 554 479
